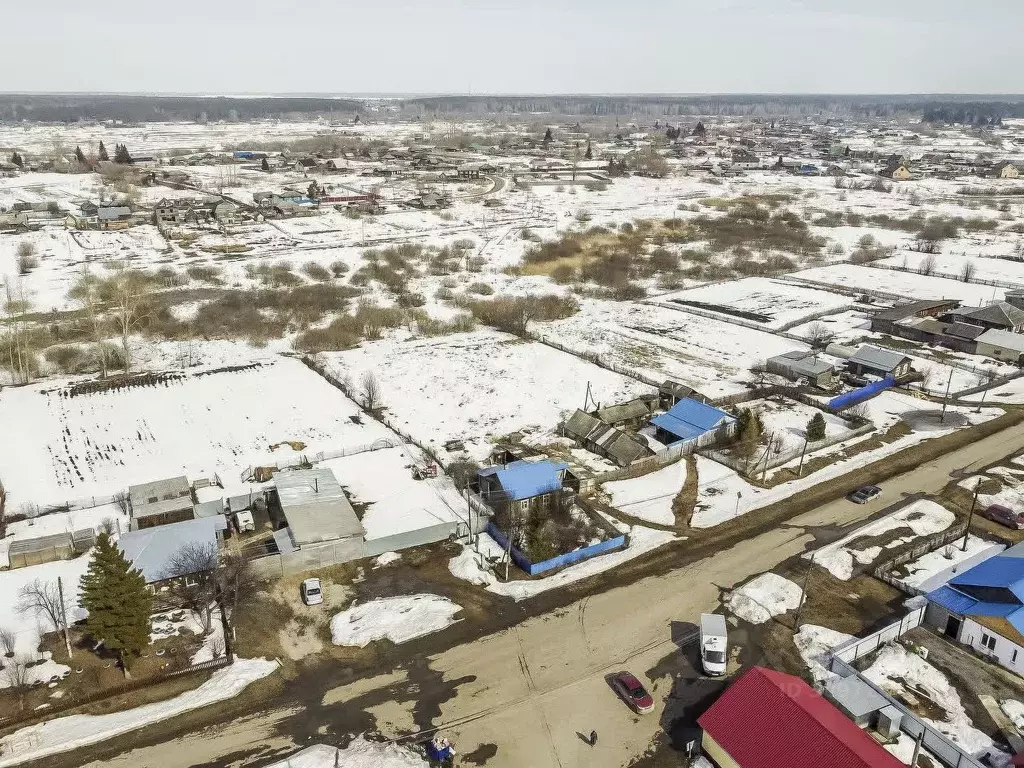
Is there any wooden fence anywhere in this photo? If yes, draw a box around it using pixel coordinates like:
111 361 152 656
873 522 970 595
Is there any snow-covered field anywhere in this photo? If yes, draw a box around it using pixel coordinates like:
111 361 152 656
895 535 1004 593
808 500 955 581
881 251 1024 289
321 445 466 540
790 264 1009 305
448 526 677 600
603 460 687 526
330 595 462 647
724 573 803 624
0 356 395 508
538 300 807 398
322 330 653 461
655 277 852 330
0 658 277 767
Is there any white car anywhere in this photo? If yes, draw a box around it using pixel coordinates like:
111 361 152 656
301 577 323 606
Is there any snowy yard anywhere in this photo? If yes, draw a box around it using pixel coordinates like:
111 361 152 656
538 299 807 398
789 264 1008 305
322 330 653 461
0 658 277 767
330 595 462 647
807 500 956 581
724 573 803 624
321 445 466 540
893 535 1004 593
448 526 677 600
744 397 854 454
655 277 852 330
863 643 1001 759
603 460 687 526
0 356 395 509
263 741 427 768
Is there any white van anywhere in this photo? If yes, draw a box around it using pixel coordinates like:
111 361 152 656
700 613 728 676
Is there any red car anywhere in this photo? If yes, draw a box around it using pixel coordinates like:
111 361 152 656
611 671 655 714
983 504 1024 530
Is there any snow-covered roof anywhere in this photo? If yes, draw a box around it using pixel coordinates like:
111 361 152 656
275 468 363 544
118 515 227 583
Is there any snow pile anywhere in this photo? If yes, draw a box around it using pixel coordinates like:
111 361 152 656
794 624 853 684
265 739 427 768
330 595 462 647
1001 699 1024 730
725 573 803 624
603 461 687 526
447 526 677 601
0 658 277 767
809 500 956 581
863 644 998 757
373 552 402 568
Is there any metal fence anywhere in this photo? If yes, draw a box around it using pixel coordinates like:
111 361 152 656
865 261 1024 291
532 334 662 388
595 426 733 483
826 610 985 768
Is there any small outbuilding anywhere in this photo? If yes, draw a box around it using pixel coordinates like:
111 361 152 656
845 345 912 380
766 351 836 387
129 476 195 529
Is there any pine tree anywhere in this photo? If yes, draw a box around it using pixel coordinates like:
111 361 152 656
10 151 23 168
114 144 133 164
542 127 552 147
806 412 827 442
74 146 87 164
97 141 109 162
79 533 152 672
584 140 592 160
260 156 270 172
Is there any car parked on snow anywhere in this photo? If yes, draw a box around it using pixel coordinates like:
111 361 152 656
611 671 655 714
847 485 881 504
982 503 1024 530
301 577 323 606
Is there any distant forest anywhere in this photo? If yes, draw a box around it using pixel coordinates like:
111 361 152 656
0 93 1023 123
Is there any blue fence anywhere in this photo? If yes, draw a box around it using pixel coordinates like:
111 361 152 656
486 522 628 576
828 377 895 411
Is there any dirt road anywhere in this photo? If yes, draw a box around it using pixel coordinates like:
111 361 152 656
50 422 1024 768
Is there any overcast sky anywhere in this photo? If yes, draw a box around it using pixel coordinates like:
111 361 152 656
6 0 1023 94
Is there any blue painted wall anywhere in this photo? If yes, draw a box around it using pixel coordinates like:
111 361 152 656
487 521 628 576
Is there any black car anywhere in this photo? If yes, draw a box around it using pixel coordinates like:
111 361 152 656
847 485 881 504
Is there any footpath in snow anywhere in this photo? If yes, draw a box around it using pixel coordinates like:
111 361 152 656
0 658 277 767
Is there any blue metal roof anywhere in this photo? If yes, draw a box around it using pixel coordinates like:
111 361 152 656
478 460 567 502
651 398 732 442
927 585 980 615
928 544 1024 627
950 554 1024 599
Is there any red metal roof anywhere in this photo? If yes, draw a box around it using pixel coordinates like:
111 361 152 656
698 667 904 768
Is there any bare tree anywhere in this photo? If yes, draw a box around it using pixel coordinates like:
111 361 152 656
100 516 118 536
99 266 154 373
360 370 381 411
960 260 977 283
160 542 219 634
17 578 68 636
5 656 32 711
806 322 834 349
0 481 7 540
918 253 938 275
219 550 257 646
68 268 110 378
0 626 15 657
975 367 999 413
15 242 38 274
3 275 36 385
917 364 937 393
112 490 130 516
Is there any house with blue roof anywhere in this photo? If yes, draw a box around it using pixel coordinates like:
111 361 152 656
650 398 734 446
477 460 569 516
925 540 1024 676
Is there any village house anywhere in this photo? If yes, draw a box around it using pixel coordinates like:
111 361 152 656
925 540 1024 678
766 350 836 387
976 329 1024 364
696 666 904 768
477 460 570 516
869 299 962 336
650 398 734 446
844 345 913 381
991 160 1021 179
118 515 227 592
129 475 195 530
946 302 1024 334
563 410 651 468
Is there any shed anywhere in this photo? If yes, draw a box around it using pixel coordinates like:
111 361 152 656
594 396 657 428
659 380 694 408
7 529 94 569
273 468 364 545
129 476 195 529
563 410 651 467
976 328 1024 364
766 351 836 386
824 674 888 727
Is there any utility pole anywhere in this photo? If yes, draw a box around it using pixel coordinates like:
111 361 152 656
910 730 924 767
939 368 954 424
793 552 815 633
963 477 981 552
796 438 809 477
57 576 72 659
